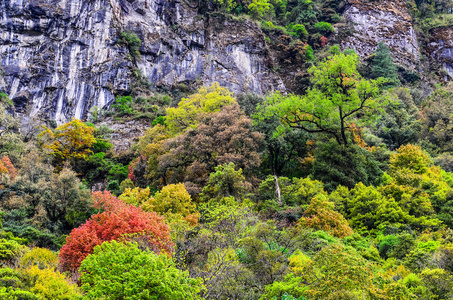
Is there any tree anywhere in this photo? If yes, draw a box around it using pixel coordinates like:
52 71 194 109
141 183 197 218
264 53 386 145
158 103 262 195
166 83 235 135
370 42 400 87
38 119 97 168
311 139 383 191
201 163 248 202
0 266 81 299
40 167 93 233
374 88 422 150
79 241 204 299
420 84 453 152
262 244 375 300
58 191 172 272
1 156 17 181
301 194 353 238
0 93 23 162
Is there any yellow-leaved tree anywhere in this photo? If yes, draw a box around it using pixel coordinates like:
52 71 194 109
166 83 235 135
37 119 96 168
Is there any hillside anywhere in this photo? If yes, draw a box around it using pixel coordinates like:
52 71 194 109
2 0 453 299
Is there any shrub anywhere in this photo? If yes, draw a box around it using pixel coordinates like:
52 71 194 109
313 22 335 34
287 23 308 41
120 31 141 62
79 241 205 299
112 95 133 115
20 248 58 270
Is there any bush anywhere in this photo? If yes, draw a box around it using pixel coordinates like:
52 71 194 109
313 22 335 34
20 248 58 269
79 241 204 299
287 23 308 41
112 95 133 115
120 32 141 62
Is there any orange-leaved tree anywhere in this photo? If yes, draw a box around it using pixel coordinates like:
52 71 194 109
300 194 353 238
59 191 172 273
0 155 16 181
38 119 96 167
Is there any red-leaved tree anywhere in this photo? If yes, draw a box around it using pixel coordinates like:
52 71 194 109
59 191 173 273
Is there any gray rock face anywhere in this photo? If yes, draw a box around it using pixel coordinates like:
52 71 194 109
427 26 453 80
0 0 284 124
340 0 419 69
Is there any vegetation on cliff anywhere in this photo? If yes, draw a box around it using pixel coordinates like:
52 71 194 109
2 0 453 299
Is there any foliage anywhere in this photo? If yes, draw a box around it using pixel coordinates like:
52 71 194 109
262 244 375 300
37 119 97 168
141 183 196 218
0 93 23 162
313 21 335 34
262 53 386 145
0 266 80 299
79 241 204 299
286 23 308 41
20 247 59 269
120 31 142 62
166 83 236 135
158 103 262 195
58 191 172 272
301 194 353 238
370 42 400 87
248 0 271 18
201 163 248 202
26 266 81 299
0 156 16 182
112 95 134 115
311 140 383 191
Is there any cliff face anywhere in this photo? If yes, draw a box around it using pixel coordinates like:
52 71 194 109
0 0 284 124
340 0 419 69
427 26 453 80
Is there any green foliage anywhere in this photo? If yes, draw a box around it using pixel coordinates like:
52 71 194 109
20 247 59 269
262 53 386 145
201 163 247 202
0 238 26 264
286 23 308 41
311 140 383 191
313 21 334 34
0 266 80 299
370 42 400 87
112 95 133 115
120 31 142 62
80 240 205 299
248 0 271 18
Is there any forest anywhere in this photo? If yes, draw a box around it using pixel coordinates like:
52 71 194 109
2 0 453 299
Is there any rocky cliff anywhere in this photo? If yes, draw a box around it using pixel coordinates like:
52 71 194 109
427 26 453 80
0 0 284 124
340 0 419 69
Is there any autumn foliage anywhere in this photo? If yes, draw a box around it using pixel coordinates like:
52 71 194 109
38 119 96 165
0 156 16 181
301 194 353 238
58 191 172 272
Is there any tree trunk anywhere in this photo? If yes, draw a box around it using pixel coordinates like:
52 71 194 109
274 174 282 206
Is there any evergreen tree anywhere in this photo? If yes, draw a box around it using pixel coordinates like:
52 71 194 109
370 42 400 87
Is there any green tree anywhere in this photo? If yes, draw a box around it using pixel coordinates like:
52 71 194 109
370 42 400 87
0 93 23 162
201 163 248 202
79 241 204 299
264 53 386 145
311 140 383 191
